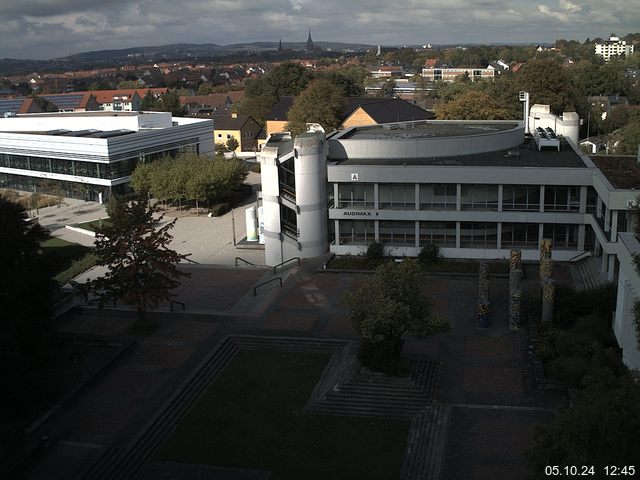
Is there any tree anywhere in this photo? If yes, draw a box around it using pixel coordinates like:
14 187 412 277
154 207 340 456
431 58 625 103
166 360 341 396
31 95 58 112
237 95 274 125
517 59 577 115
90 196 190 325
226 137 239 153
343 260 449 373
247 62 314 102
160 90 186 116
379 78 396 98
0 196 54 355
140 91 160 111
436 90 509 120
286 79 345 135
527 372 640 478
615 119 640 154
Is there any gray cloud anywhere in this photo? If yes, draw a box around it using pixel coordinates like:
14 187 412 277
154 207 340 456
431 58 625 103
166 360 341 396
1 0 639 59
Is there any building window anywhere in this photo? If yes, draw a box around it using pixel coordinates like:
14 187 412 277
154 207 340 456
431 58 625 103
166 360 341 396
461 185 498 210
544 186 580 211
543 224 579 249
278 158 296 198
419 221 456 247
460 222 498 248
502 185 540 211
420 184 456 210
280 204 297 240
337 183 374 208
379 221 415 245
586 187 598 213
378 184 415 209
501 223 539 249
338 220 375 245
227 134 232 139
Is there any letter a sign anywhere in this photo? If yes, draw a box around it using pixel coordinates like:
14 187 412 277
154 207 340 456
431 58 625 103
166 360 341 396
350 173 359 181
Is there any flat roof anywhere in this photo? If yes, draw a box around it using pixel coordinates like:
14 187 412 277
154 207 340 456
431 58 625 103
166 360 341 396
591 155 640 189
330 137 588 168
337 121 519 140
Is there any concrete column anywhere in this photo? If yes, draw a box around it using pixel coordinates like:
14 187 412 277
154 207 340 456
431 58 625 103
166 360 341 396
498 184 503 212
456 221 461 249
601 252 608 273
496 222 502 250
335 220 340 246
374 220 379 242
333 183 339 208
415 221 420 248
374 183 379 209
539 185 545 213
605 206 611 232
456 183 462 212
596 197 602 218
579 186 587 214
415 184 420 211
538 223 544 251
608 254 616 282
611 210 618 241
578 224 586 251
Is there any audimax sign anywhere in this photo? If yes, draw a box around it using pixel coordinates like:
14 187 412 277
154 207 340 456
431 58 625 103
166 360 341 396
342 210 378 216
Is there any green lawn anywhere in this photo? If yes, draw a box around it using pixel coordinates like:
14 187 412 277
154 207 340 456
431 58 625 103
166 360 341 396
41 237 97 284
155 350 409 480
73 218 110 232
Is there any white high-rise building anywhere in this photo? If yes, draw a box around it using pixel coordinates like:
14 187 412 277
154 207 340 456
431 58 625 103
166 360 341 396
595 35 634 62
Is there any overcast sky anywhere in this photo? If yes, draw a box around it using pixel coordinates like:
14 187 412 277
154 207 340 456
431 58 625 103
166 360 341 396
1 0 638 60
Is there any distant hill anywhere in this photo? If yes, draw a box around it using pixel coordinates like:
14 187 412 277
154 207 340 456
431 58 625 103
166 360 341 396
0 41 375 75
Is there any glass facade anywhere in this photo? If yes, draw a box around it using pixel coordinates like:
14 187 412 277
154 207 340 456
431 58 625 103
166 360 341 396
378 184 415 209
543 224 579 249
419 184 456 210
502 185 540 211
419 221 456 247
337 183 374 208
461 185 499 211
544 186 580 212
338 220 375 245
501 223 539 248
460 222 498 248
379 220 415 245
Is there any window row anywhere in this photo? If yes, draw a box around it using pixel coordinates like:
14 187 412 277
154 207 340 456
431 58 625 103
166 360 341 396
334 183 592 212
337 220 582 250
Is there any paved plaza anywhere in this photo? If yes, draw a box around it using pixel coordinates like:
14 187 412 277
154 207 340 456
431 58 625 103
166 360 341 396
19 177 565 479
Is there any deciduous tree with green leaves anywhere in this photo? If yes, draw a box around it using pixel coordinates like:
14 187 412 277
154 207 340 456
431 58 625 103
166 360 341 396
90 196 190 325
344 260 449 373
436 90 509 120
286 79 345 135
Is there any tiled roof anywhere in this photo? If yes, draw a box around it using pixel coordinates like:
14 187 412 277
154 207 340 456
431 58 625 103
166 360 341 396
214 114 255 130
344 98 435 124
180 94 232 107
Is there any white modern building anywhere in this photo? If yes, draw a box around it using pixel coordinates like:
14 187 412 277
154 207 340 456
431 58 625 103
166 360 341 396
258 110 640 370
595 36 635 62
0 111 214 201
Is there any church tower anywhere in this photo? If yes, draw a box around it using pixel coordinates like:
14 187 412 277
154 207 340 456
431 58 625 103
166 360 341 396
305 29 314 52
278 38 283 52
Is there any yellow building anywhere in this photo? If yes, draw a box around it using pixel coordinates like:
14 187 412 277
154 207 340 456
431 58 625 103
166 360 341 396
213 112 262 152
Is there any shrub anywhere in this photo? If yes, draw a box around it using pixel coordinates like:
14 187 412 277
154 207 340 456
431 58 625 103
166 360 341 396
418 244 440 267
54 253 97 285
210 202 231 217
366 242 384 262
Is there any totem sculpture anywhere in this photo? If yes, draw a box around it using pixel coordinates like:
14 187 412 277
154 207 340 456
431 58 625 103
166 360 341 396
477 262 490 328
539 238 555 323
541 278 555 323
509 249 523 330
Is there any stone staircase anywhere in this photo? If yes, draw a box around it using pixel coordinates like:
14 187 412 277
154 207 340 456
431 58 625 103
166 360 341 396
399 404 452 480
569 256 607 291
306 355 440 418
